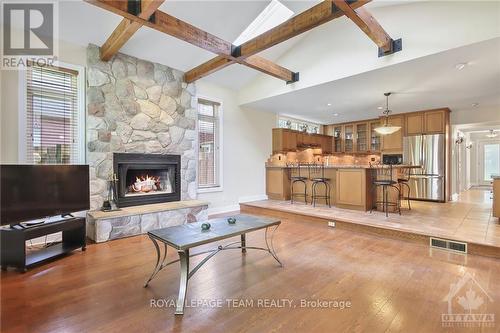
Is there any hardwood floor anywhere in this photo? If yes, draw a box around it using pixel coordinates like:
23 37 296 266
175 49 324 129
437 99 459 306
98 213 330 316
241 188 500 255
2 210 500 332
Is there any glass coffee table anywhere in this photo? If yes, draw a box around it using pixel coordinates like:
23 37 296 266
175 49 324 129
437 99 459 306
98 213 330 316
144 214 282 314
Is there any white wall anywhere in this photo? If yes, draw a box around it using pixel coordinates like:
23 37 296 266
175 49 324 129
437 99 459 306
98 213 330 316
238 1 500 105
196 81 276 214
0 29 87 163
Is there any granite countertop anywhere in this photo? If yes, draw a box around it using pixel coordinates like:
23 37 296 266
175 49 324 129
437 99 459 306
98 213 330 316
266 165 421 169
492 175 500 180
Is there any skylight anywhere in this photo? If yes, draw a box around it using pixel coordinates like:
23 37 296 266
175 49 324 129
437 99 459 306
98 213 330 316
233 0 294 46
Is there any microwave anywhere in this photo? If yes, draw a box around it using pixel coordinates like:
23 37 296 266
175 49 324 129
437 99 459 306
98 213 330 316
382 154 403 165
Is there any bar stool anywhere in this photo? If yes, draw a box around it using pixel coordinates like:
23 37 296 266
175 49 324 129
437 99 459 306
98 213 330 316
397 167 411 210
290 162 309 204
310 163 331 208
370 163 401 217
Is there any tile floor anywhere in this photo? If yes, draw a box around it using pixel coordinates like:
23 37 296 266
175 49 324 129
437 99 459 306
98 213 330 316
243 188 500 248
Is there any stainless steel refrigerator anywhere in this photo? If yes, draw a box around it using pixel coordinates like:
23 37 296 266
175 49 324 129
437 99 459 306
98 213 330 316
403 134 445 201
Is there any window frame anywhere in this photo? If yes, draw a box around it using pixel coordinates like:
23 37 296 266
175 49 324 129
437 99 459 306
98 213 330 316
18 61 86 164
196 95 223 194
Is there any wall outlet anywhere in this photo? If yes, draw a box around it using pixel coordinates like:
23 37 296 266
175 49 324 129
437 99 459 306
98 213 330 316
328 221 336 228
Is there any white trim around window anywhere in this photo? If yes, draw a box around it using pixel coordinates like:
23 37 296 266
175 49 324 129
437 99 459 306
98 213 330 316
18 60 86 164
196 94 223 193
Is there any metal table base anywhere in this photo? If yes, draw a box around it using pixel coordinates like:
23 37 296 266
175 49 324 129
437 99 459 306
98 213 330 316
144 224 282 315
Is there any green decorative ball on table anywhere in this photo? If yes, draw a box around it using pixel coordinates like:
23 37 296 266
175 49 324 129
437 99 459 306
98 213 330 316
227 217 236 224
201 223 211 231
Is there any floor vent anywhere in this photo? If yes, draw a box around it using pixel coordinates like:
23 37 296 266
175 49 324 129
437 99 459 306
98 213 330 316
430 237 467 254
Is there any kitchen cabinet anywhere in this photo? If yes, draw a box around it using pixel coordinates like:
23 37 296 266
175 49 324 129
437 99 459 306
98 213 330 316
356 123 368 152
344 124 354 153
333 125 343 153
335 169 369 210
493 178 500 219
369 121 381 152
424 109 446 134
272 128 297 153
405 113 424 136
405 109 447 135
272 129 333 154
381 115 404 152
266 168 290 200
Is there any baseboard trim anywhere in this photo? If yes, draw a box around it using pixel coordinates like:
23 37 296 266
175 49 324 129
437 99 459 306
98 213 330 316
206 194 268 217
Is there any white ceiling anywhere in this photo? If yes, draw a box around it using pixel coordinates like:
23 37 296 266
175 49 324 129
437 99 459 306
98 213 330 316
242 37 500 124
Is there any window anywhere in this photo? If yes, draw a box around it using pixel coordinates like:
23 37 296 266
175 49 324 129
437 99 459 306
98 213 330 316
198 98 222 191
278 116 321 134
23 63 84 164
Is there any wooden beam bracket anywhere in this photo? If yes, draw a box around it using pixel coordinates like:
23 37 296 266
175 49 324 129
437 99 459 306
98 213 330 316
286 72 300 84
378 38 402 57
128 0 156 23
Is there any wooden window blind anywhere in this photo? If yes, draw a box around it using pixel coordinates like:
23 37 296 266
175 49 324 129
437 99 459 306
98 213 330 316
25 64 80 164
198 99 220 188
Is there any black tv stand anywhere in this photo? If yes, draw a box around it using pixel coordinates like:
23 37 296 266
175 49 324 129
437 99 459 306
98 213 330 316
1 217 86 272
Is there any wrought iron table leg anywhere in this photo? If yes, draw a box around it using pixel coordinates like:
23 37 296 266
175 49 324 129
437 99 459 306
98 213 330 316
265 225 283 267
241 234 246 253
175 249 190 315
144 236 167 287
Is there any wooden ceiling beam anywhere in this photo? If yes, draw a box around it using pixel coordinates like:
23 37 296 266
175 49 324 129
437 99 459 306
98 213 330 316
100 1 164 61
184 55 297 83
333 1 392 53
87 0 298 84
86 0 233 56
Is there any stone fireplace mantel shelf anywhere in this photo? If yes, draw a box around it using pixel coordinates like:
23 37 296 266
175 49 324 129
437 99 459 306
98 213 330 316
88 200 208 220
86 200 209 243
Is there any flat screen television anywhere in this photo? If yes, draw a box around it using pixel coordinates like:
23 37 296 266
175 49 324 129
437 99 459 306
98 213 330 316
1 165 90 226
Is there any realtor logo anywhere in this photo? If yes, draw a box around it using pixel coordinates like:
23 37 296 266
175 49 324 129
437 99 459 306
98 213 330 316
1 1 58 69
442 272 495 328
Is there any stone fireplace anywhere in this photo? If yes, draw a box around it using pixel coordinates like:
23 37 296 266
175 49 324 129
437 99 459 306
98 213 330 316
114 153 181 207
85 45 208 243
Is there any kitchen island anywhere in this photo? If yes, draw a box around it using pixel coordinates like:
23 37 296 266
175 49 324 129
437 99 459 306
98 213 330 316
266 165 418 211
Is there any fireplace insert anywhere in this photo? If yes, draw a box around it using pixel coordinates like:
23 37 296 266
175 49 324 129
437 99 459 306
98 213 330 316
113 153 180 207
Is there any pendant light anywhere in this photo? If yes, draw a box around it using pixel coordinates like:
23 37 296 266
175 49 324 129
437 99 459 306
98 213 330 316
374 92 401 135
486 130 498 138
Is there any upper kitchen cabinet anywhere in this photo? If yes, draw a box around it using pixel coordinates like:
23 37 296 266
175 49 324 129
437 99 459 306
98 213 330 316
424 109 447 134
405 113 424 135
369 121 381 152
344 124 355 153
356 123 368 153
381 115 404 152
405 109 449 135
272 128 333 154
272 128 297 153
333 125 343 153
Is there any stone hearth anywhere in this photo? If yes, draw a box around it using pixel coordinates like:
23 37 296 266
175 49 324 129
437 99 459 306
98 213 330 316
87 200 208 243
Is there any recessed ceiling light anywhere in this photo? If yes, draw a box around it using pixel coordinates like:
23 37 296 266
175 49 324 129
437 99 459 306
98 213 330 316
333 113 339 117
327 103 332 106
455 63 467 70
377 106 383 110
472 102 479 107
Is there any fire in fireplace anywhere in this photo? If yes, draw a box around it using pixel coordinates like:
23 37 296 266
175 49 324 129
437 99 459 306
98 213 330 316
114 153 180 207
125 169 173 197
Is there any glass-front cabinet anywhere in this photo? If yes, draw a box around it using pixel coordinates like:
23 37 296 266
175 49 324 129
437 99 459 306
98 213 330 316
369 121 381 152
356 123 368 152
344 124 354 153
333 125 343 153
